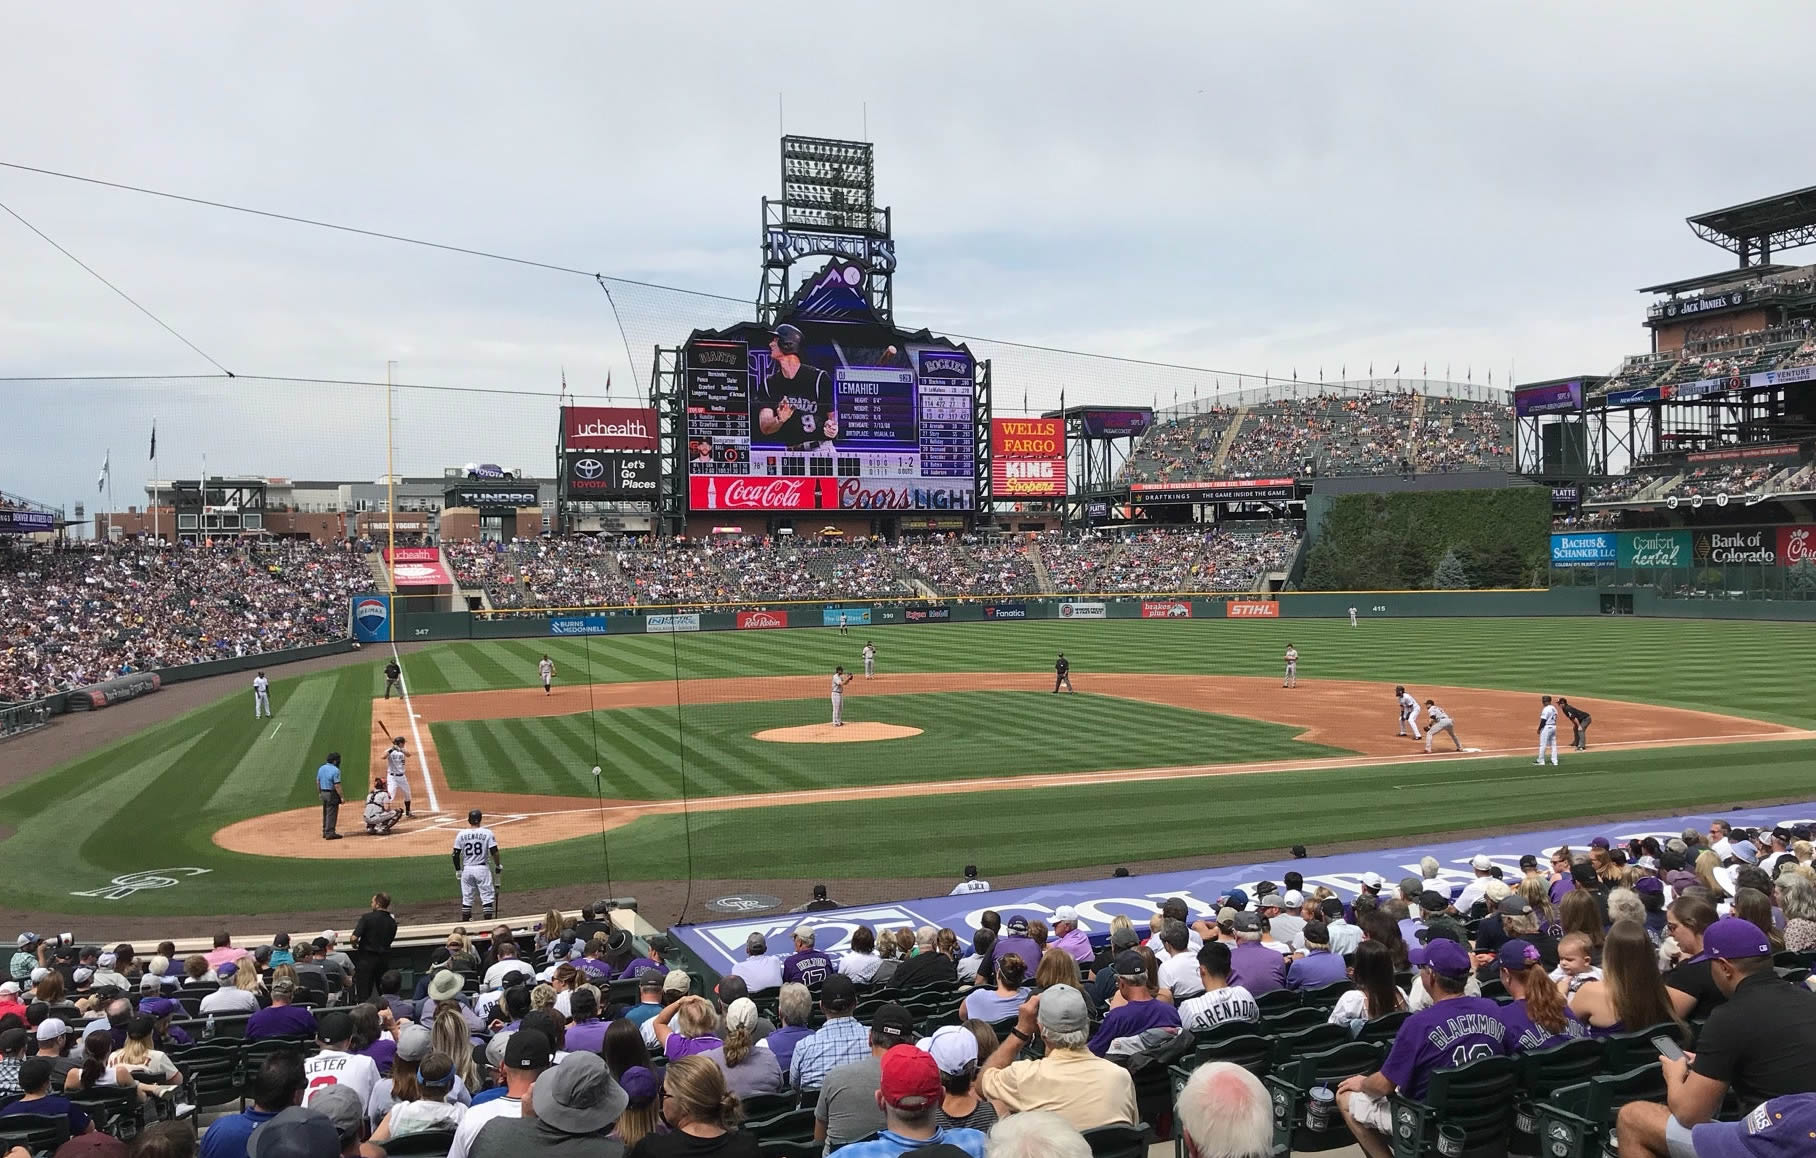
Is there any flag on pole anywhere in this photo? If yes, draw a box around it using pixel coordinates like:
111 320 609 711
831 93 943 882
149 423 157 461
1393 362 1400 375
97 451 109 494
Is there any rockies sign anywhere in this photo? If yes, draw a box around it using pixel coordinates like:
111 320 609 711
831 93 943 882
564 450 658 501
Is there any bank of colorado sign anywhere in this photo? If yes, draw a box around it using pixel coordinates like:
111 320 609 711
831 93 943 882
1694 528 1776 566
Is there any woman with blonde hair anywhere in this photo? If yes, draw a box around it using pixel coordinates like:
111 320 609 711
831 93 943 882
1033 947 1081 993
200 957 263 1014
529 982 558 1013
611 1066 667 1150
632 1055 745 1157
535 909 565 954
651 995 723 1060
703 997 782 1098
1694 849 1729 899
431 1004 478 1091
106 1016 183 1098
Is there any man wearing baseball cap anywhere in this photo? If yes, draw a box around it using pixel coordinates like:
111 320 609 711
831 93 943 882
832 1044 988 1157
812 1001 917 1151
449 1029 551 1158
1261 892 1304 952
978 984 1137 1130
1087 951 1179 1057
1337 936 1508 1156
756 322 837 449
1617 918 1816 1158
790 974 868 1092
9 934 41 983
729 931 783 992
301 1011 379 1118
1455 854 1498 916
1050 906 1094 965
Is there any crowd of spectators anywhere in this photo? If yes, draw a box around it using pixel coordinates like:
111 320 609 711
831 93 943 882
890 536 1040 597
1041 527 1299 594
0 541 367 703
1414 396 1515 473
1118 408 1240 485
1587 455 1816 506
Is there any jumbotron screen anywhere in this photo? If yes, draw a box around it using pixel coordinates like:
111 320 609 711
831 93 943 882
685 322 976 511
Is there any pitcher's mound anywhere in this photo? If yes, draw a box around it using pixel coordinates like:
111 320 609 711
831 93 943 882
754 723 924 744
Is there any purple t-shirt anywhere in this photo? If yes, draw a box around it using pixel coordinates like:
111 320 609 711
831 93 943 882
1228 943 1287 995
1492 1000 1590 1052
1286 951 1349 990
246 1003 318 1040
665 1033 724 1060
574 958 613 982
1087 998 1180 1056
782 950 832 987
1548 878 1572 905
565 1018 608 1054
1380 996 1509 1099
359 1038 397 1075
988 936 1042 978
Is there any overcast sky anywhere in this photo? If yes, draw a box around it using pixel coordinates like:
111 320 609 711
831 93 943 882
5 1 1816 510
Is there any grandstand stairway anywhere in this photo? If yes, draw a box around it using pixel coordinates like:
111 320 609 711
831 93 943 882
1406 391 1426 463
1208 405 1250 473
1026 538 1056 594
363 551 390 591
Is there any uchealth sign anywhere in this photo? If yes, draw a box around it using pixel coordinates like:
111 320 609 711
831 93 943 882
1141 600 1192 618
736 610 788 630
668 801 1816 973
1226 601 1279 618
690 476 839 511
563 406 659 451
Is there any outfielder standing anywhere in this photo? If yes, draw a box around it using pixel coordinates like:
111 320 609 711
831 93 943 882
1282 645 1299 689
1054 653 1074 694
253 671 272 719
382 658 402 700
538 654 555 695
830 665 852 727
1394 685 1422 739
1536 695 1560 766
862 641 876 679
453 810 501 921
384 736 414 819
837 613 849 637
1348 605 1358 628
1423 699 1463 752
1558 697 1592 750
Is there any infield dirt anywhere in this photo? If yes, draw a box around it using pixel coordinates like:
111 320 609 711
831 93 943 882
212 672 1805 860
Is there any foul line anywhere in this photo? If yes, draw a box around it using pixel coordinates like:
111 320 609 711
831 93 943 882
269 722 282 739
390 643 441 813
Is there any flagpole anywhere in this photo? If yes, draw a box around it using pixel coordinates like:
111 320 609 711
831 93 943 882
386 361 397 589
151 422 160 544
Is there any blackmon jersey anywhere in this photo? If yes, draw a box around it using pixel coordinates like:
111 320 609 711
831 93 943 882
454 826 497 867
756 363 835 448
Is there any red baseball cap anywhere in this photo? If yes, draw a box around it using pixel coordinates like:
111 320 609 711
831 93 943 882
878 1044 942 1109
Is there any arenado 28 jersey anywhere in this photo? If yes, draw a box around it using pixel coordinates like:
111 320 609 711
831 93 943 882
454 827 497 867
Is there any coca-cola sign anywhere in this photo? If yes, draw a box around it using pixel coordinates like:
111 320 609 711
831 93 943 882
1778 525 1814 567
689 476 839 511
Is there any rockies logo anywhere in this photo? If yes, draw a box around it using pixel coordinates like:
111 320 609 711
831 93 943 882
574 458 605 480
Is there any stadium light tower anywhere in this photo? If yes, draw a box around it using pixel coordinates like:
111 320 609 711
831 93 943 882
758 135 895 325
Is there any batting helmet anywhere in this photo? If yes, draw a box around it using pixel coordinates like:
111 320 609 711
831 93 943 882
468 809 483 825
772 323 804 355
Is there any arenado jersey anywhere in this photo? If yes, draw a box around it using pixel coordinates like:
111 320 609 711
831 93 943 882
454 826 497 867
756 362 836 448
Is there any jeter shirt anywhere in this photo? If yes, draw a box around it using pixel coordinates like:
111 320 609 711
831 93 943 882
454 827 497 867
757 362 836 448
1379 996 1509 1099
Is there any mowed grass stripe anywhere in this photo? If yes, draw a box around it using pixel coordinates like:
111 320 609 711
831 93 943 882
596 711 687 798
500 718 584 796
203 675 338 815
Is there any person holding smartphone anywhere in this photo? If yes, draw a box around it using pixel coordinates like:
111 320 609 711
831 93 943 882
1614 918 1816 1158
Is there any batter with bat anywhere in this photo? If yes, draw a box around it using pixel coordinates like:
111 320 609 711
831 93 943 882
382 735 414 819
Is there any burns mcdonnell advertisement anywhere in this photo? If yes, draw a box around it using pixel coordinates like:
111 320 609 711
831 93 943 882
990 418 1067 498
563 406 659 451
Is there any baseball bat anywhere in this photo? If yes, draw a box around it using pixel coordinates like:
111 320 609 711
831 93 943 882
373 718 396 745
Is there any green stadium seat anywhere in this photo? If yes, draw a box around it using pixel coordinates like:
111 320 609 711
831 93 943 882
746 1107 816 1144
1387 1053 1521 1158
1263 1040 1384 1154
1080 1123 1148 1158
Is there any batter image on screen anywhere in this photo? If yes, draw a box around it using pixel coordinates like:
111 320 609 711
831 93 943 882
755 324 838 449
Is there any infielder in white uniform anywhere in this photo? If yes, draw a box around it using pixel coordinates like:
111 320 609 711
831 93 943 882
453 809 501 921
837 613 849 637
1282 645 1299 688
1424 699 1462 752
364 778 403 835
538 655 555 695
253 672 272 718
862 642 876 679
384 736 414 818
1394 685 1422 738
830 665 852 726
1536 695 1560 766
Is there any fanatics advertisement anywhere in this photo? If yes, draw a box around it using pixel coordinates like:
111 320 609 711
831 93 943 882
683 320 978 511
1132 478 1297 504
562 406 659 451
983 603 1027 620
1057 601 1106 620
1512 380 1584 417
1225 601 1280 618
1141 600 1193 618
735 610 788 630
668 802 1816 972
1550 532 1616 567
989 418 1067 498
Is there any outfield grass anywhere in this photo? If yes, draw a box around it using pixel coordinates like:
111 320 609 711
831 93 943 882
432 691 1348 799
0 616 1810 918
401 618 1816 728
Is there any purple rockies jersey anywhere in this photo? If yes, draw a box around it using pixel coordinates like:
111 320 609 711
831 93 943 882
1380 996 1508 1099
1492 1000 1590 1052
782 950 833 987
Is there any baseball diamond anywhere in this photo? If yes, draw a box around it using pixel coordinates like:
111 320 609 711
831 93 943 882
3 617 1815 925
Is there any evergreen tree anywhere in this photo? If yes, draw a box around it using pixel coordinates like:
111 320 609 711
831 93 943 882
1431 547 1470 589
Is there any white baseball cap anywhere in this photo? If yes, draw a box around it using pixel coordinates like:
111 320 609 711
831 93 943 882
1360 872 1385 889
97 953 117 969
0 981 18 996
35 1018 68 1041
918 1024 980 1075
1052 906 1080 924
1282 890 1305 907
1471 854 1493 871
73 968 94 985
29 968 49 984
